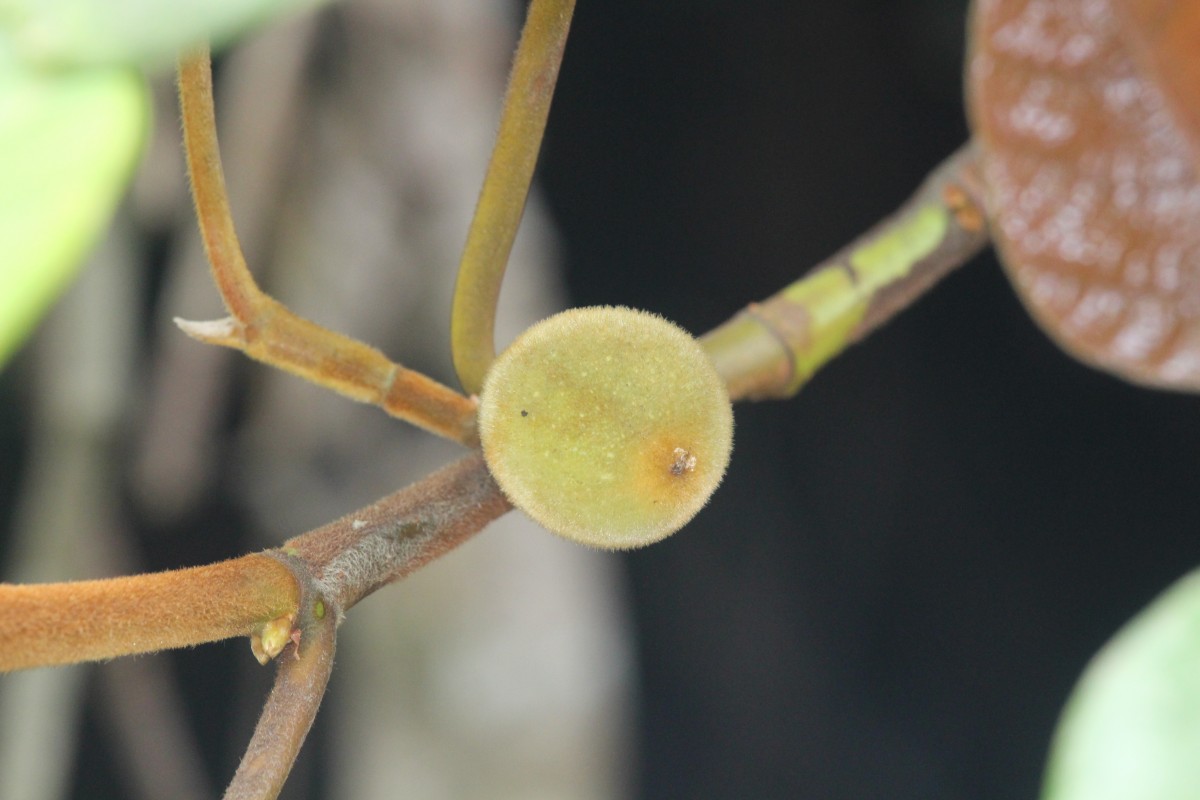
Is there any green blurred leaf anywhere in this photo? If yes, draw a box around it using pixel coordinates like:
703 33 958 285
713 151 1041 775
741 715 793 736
0 0 328 70
0 64 147 368
1044 568 1200 800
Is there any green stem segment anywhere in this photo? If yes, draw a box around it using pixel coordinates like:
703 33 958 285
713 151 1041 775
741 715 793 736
702 143 989 400
450 0 576 396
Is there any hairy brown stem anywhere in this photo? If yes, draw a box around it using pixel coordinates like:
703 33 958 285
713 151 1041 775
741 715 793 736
223 582 335 800
285 453 511 612
0 454 509 676
0 554 299 672
177 46 261 322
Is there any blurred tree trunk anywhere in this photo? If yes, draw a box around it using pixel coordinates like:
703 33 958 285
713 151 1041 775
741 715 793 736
1 1 632 797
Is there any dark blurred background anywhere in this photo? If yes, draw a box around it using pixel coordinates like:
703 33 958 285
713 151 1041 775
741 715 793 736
3 1 1200 799
546 1 1200 797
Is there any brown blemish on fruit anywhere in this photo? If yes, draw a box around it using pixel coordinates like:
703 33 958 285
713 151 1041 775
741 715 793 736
670 447 697 476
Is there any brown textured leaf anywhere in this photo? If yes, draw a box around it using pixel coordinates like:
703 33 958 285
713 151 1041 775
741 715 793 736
1116 0 1200 165
967 0 1200 388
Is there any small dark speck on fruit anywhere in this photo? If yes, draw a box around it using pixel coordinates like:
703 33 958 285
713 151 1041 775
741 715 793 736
521 410 528 417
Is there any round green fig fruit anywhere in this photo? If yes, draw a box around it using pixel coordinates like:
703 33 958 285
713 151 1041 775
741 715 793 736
478 306 733 549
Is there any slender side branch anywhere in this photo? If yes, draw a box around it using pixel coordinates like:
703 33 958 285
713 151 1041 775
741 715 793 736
177 47 479 446
176 46 262 322
702 142 990 401
223 569 336 800
0 554 299 672
450 0 576 395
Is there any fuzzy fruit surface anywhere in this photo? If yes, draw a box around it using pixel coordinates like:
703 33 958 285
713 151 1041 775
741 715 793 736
478 306 733 549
